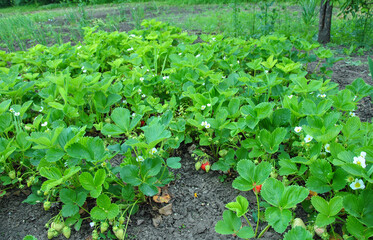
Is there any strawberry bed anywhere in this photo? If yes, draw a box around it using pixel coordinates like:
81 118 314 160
0 20 372 240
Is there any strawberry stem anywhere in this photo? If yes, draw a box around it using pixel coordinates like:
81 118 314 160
257 224 271 238
243 214 253 230
254 192 260 238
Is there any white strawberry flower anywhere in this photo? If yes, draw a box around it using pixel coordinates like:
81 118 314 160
122 99 127 104
288 95 293 99
304 135 313 143
150 148 157 155
237 60 240 63
90 222 95 228
201 105 206 110
14 112 20 116
349 112 356 117
201 121 207 127
353 156 366 168
138 89 142 94
127 47 134 51
132 113 136 117
141 94 146 98
207 103 211 107
9 108 14 112
350 179 365 190
325 144 330 153
41 122 48 127
77 46 82 50
140 77 144 82
294 126 302 133
360 151 366 158
318 94 326 98
178 53 182 56
136 156 144 162
196 54 200 58
205 123 211 129
129 34 136 38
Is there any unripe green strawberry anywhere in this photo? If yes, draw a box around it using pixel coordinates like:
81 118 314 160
100 222 109 233
270 170 278 179
292 218 306 229
8 170 16 179
114 228 125 240
118 216 125 225
52 222 65 232
62 226 71 239
195 162 201 171
205 164 211 173
105 118 112 124
53 230 60 237
92 230 99 240
47 228 55 239
44 201 51 211
27 177 33 187
218 149 228 157
314 225 327 237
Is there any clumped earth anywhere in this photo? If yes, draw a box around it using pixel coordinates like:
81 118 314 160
0 4 372 240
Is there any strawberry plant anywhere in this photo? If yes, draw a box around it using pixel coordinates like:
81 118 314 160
0 19 372 239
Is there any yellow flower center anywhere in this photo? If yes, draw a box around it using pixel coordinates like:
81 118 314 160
355 182 361 188
357 161 361 166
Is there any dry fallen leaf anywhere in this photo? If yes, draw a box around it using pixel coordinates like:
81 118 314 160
152 215 162 227
152 186 171 203
307 190 318 200
159 203 173 216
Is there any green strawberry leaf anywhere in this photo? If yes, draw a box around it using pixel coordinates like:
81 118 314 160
215 210 241 235
265 207 292 233
232 159 271 191
283 227 313 240
166 157 181 169
62 203 79 217
237 226 255 239
225 195 249 217
120 165 142 186
90 206 106 220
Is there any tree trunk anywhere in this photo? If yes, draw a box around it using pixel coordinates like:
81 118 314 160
318 0 333 44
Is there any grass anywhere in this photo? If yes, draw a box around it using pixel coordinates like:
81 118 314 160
0 1 371 52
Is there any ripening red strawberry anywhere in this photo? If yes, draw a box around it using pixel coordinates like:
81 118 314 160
253 183 262 194
141 120 145 126
201 162 211 172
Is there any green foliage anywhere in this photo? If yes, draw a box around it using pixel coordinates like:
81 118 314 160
311 196 343 227
261 178 309 233
283 227 313 240
0 19 371 239
215 210 254 239
232 159 272 191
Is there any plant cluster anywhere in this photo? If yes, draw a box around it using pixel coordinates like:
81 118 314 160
0 19 372 239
